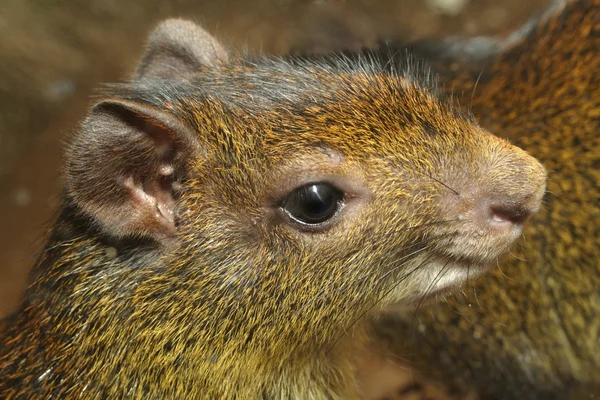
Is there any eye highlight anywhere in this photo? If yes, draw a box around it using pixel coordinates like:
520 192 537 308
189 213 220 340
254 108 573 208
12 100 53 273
281 183 344 226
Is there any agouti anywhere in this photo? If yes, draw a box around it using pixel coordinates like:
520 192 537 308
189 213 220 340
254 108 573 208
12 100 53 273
0 19 547 399
371 0 600 399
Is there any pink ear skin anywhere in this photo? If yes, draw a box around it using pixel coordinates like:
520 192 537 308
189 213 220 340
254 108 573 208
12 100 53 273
66 99 197 247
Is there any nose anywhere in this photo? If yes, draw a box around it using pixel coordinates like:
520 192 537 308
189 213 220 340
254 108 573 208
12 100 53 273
434 135 547 265
490 203 532 225
457 190 545 236
464 152 547 232
474 193 543 233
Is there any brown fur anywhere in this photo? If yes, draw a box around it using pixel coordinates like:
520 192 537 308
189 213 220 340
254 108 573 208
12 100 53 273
372 1 600 399
0 20 546 399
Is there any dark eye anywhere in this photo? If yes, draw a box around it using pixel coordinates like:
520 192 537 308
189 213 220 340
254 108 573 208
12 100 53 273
281 183 344 226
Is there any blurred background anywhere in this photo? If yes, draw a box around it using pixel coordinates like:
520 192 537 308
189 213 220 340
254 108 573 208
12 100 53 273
0 0 550 317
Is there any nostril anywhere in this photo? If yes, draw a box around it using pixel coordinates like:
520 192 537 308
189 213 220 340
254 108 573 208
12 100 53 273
489 204 530 225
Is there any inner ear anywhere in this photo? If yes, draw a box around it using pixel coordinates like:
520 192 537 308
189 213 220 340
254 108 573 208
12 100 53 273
124 162 178 232
67 100 197 245
115 106 179 230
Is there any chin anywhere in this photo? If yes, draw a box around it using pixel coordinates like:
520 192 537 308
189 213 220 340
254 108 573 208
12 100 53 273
381 255 490 310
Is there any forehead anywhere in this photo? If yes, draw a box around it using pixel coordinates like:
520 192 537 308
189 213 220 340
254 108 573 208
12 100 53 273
119 57 468 159
189 58 437 112
178 59 458 142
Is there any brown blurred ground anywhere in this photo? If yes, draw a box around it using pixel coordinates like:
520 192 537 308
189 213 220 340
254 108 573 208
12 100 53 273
0 0 549 316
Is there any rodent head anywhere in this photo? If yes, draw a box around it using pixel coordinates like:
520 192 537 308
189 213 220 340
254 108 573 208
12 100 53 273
53 19 546 393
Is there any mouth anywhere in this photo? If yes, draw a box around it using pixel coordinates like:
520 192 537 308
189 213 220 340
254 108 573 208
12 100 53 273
431 223 522 266
380 225 522 307
418 255 489 296
383 251 494 307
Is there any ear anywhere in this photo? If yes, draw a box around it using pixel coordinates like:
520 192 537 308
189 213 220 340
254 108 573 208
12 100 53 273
66 99 197 245
134 19 229 80
66 20 228 245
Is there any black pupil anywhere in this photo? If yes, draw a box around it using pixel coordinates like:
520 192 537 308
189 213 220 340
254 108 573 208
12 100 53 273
283 183 341 225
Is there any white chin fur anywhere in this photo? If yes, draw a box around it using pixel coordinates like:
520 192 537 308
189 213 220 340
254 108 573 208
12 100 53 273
415 257 485 298
385 255 487 305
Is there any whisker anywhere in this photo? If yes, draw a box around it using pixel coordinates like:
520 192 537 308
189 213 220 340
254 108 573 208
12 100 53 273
409 259 452 331
353 231 457 286
326 254 437 354
466 259 471 289
405 218 460 230
292 239 433 317
507 247 528 262
294 227 459 353
395 163 460 196
402 254 450 337
470 67 486 112
473 284 482 308
296 228 458 316
422 171 460 195
495 259 511 280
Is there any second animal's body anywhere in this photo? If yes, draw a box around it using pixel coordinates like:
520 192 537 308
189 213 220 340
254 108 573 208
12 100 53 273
371 1 600 399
